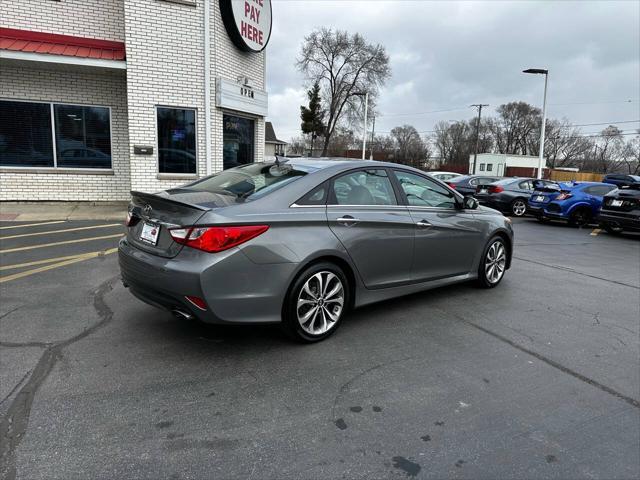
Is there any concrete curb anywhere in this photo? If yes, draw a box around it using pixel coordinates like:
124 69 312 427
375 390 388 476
0 201 128 222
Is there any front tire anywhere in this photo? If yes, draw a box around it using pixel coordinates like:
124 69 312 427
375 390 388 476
602 224 623 235
476 237 508 288
511 199 527 217
282 262 349 343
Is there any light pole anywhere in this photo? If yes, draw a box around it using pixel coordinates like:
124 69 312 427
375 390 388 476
352 91 369 160
523 68 549 179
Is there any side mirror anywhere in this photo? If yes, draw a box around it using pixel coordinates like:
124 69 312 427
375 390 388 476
463 196 479 210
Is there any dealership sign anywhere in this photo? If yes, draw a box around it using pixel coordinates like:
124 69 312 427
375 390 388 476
220 0 272 53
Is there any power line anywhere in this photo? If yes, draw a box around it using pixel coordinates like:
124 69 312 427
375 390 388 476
559 119 639 128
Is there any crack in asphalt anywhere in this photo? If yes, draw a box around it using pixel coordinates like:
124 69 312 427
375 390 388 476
0 341 51 349
514 256 640 290
0 308 21 322
464 320 640 410
0 276 117 480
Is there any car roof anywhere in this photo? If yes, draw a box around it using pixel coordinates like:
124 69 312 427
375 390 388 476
282 157 431 174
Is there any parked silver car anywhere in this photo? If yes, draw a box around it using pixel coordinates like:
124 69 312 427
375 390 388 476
119 159 513 342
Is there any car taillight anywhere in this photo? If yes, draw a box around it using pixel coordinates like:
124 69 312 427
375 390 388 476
488 185 504 193
125 211 139 227
185 295 207 311
169 225 269 253
556 192 572 201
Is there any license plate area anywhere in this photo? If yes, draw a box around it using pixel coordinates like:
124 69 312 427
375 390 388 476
140 222 161 245
611 199 623 207
536 195 545 202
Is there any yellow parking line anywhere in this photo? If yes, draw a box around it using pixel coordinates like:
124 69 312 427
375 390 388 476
0 248 118 284
0 220 66 230
1 223 121 240
0 233 123 254
590 228 602 236
0 248 114 271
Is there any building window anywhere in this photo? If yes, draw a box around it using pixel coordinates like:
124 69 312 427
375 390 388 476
0 101 54 167
55 105 111 168
157 107 197 174
479 163 485 171
0 100 111 169
486 163 493 172
223 114 254 169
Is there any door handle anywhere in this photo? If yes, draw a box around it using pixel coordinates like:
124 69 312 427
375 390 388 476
416 220 432 228
336 215 360 226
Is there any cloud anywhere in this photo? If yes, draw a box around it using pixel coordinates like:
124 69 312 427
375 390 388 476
266 0 640 142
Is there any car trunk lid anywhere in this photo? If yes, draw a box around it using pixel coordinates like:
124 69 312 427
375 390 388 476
127 190 234 258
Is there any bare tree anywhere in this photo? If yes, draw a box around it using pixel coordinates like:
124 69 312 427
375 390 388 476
595 126 625 173
621 133 640 174
543 119 594 168
433 121 472 165
296 28 391 156
490 102 541 154
391 125 429 168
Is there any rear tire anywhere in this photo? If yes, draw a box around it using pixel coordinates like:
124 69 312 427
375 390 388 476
282 262 349 343
510 199 527 217
569 207 592 227
476 236 508 288
537 215 549 224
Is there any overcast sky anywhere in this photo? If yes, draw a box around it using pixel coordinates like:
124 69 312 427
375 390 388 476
264 0 640 143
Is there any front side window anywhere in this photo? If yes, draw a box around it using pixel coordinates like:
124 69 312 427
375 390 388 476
331 169 397 206
158 107 197 174
55 105 111 168
0 101 54 167
395 170 456 208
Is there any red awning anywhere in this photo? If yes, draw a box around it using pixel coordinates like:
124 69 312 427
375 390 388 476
0 28 125 61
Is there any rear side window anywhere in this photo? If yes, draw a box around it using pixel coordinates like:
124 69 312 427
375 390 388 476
330 169 397 206
297 182 328 205
518 180 533 190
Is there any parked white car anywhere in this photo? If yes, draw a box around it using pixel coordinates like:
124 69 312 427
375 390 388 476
427 171 463 182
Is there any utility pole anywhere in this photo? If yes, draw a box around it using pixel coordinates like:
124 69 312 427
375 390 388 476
471 104 489 175
362 92 369 160
369 116 376 160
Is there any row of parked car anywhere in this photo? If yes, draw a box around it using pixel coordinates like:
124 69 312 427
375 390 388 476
427 171 640 234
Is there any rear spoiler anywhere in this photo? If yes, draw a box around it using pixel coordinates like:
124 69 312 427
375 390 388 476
532 179 560 192
130 190 210 211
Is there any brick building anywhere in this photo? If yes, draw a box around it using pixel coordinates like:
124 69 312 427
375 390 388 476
0 0 270 201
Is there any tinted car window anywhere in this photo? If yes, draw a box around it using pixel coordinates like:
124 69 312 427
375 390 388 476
185 162 307 200
395 170 457 208
297 182 328 205
518 180 533 190
331 169 397 206
584 185 616 196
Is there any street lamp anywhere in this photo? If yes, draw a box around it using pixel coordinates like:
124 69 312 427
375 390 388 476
523 68 549 179
352 91 369 160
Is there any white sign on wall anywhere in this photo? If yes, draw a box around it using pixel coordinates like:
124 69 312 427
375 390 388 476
216 77 268 117
219 0 273 53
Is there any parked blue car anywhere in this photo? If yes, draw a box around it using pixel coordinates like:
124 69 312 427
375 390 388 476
528 181 617 226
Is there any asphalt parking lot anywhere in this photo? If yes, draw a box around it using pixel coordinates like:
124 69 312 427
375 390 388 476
1 217 639 479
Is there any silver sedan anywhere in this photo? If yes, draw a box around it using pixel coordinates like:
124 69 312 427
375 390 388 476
119 159 513 342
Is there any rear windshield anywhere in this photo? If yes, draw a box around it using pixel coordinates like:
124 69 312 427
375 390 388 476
182 163 308 201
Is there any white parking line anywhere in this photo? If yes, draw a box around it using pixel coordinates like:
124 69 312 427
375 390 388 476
0 223 121 240
0 234 123 254
590 228 602 236
0 220 66 230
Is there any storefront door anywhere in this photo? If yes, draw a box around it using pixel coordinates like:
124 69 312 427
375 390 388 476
223 114 254 169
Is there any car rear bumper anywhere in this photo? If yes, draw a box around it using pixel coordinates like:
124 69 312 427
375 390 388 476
598 211 640 231
118 237 296 324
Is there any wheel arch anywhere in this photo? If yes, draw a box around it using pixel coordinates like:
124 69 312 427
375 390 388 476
283 253 359 315
491 228 513 269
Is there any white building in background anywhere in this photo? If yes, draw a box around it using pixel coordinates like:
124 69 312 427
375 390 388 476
264 122 287 156
469 153 547 177
0 0 272 201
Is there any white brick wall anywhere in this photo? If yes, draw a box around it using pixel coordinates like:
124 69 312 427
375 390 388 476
125 0 266 193
0 0 125 41
0 64 131 201
1 0 267 200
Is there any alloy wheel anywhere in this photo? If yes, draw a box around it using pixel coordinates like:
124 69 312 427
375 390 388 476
484 241 506 284
296 271 345 335
512 200 526 216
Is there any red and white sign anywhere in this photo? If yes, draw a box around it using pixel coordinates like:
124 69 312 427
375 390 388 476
220 0 272 53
